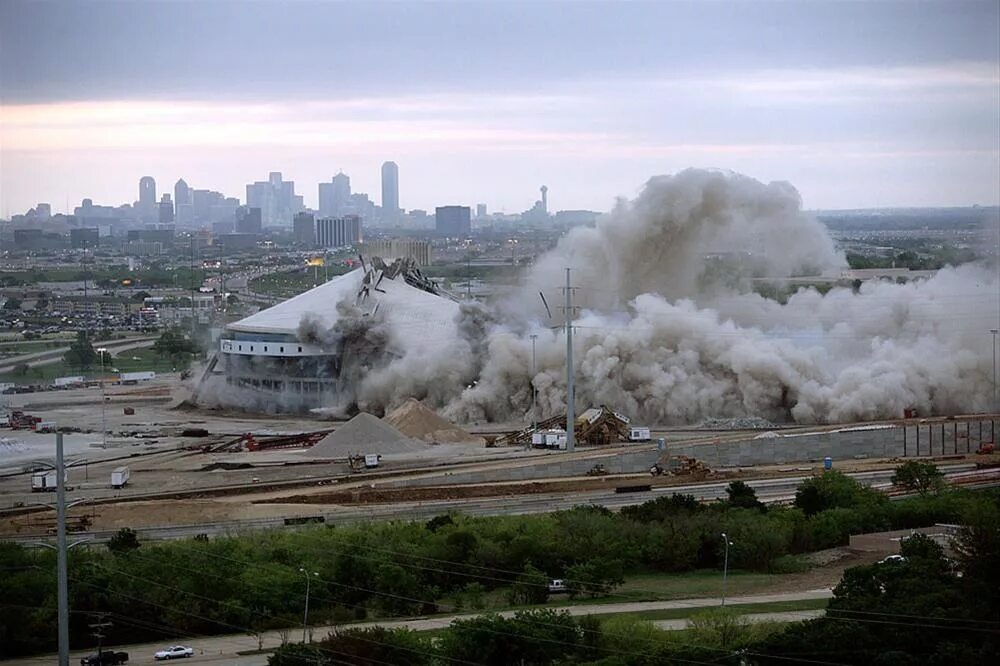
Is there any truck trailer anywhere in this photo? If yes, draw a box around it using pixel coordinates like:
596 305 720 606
111 466 130 489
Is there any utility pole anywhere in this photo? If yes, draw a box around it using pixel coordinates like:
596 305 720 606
89 613 112 658
466 254 472 301
564 268 575 452
56 432 69 665
299 568 317 643
31 434 90 666
97 347 107 449
530 334 538 435
991 328 999 413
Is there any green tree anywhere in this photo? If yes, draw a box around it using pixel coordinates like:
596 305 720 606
152 328 199 362
2 297 22 310
899 532 945 561
794 470 884 517
565 558 625 599
725 481 764 510
507 563 549 606
892 461 944 494
63 331 98 370
107 528 140 554
441 609 580 666
12 363 29 377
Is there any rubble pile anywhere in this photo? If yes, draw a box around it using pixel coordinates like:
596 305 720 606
383 399 485 445
697 417 776 430
306 413 430 459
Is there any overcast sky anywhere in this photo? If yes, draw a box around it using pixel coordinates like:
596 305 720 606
1 0 998 216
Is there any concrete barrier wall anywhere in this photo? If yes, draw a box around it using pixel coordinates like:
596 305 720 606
671 418 997 468
379 448 662 489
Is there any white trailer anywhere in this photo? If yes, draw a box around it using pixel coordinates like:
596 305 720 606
31 470 66 492
629 426 651 442
111 466 130 489
119 371 156 385
53 376 85 388
364 454 381 469
34 421 57 433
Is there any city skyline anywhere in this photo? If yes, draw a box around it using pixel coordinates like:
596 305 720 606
1 0 998 216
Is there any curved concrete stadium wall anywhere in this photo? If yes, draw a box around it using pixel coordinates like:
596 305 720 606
668 417 998 468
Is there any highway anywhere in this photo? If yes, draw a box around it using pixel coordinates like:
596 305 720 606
0 336 158 374
7 464 993 547
2 590 832 666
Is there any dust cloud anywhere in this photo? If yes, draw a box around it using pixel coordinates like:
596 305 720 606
351 169 1000 424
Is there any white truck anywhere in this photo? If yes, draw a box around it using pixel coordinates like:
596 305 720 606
54 376 85 389
364 454 381 469
119 371 156 385
111 466 130 489
31 470 67 492
628 426 651 442
34 421 57 433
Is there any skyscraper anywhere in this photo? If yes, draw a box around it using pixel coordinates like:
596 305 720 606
174 179 192 226
139 176 156 206
319 172 352 217
293 212 316 246
246 172 303 227
316 215 362 248
381 161 399 223
139 176 156 222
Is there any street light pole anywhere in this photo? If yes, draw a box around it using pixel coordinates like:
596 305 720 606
299 568 317 643
721 532 733 607
97 347 107 449
56 432 69 666
991 329 998 413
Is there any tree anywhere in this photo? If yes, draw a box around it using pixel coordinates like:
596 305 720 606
899 532 944 561
13 363 29 377
725 481 764 510
565 558 625 598
63 331 98 370
507 563 549 606
152 328 198 362
441 609 580 666
794 470 885 517
2 297 21 310
892 461 944 494
107 528 140 554
952 503 1000 614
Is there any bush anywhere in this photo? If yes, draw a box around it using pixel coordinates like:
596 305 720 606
892 461 944 494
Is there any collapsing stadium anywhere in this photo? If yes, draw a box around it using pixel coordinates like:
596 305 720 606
218 257 460 411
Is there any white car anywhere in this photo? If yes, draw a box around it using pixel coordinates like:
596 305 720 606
154 646 193 660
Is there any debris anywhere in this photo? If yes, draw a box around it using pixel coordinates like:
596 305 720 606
494 405 630 447
383 399 485 445
697 417 776 430
306 413 430 459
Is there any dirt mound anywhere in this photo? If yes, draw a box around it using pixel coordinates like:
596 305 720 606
305 413 430 458
383 399 485 445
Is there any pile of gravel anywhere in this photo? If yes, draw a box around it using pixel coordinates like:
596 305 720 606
383 399 485 445
306 413 431 459
697 417 776 430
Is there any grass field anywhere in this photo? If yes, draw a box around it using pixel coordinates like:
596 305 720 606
586 597 828 622
249 267 350 298
0 346 189 384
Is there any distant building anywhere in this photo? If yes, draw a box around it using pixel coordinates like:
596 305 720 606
554 210 600 227
217 234 260 252
121 240 164 256
139 176 156 222
293 212 316 246
126 229 175 245
381 161 399 223
69 228 100 249
246 172 303 227
158 194 174 225
435 206 471 237
174 179 192 226
362 239 431 266
319 172 352 217
316 215 362 248
235 206 263 235
476 203 487 218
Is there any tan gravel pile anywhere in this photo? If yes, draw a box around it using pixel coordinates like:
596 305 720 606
383 399 486 445
306 412 430 458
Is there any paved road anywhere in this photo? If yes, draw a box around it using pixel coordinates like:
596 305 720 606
2 590 831 666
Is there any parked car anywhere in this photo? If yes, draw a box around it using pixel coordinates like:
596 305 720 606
80 650 129 665
878 554 907 565
154 646 193 660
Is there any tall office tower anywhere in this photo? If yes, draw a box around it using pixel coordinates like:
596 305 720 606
381 161 399 223
139 176 156 222
316 215 362 248
246 171 302 226
476 203 487 218
174 179 192 226
319 172 352 217
293 212 316 246
435 206 471 237
158 193 174 224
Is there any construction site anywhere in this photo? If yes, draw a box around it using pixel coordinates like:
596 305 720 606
1 370 997 544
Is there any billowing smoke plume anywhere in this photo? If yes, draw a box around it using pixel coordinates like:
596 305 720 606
336 169 999 424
